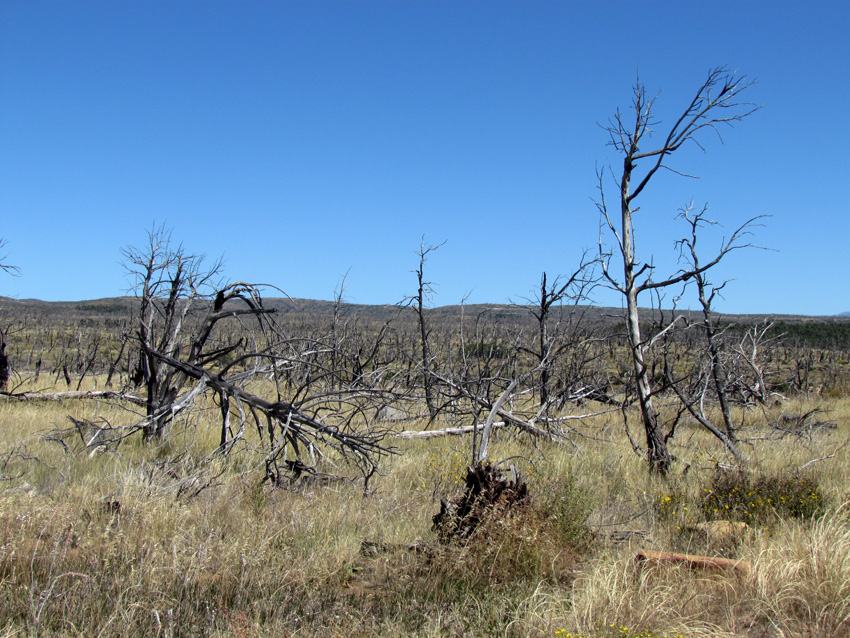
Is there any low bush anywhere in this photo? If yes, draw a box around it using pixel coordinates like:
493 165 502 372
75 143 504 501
701 469 826 524
654 468 827 530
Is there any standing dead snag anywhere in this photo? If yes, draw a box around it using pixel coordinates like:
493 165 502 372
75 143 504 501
0 239 19 393
730 320 777 405
123 227 221 439
597 66 759 475
405 238 445 423
662 206 766 461
0 332 9 393
515 255 599 417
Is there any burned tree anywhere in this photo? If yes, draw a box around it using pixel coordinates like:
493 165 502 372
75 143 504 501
406 239 445 423
517 255 598 412
122 227 227 439
663 206 765 459
0 329 9 393
0 239 19 392
597 67 759 475
121 228 397 489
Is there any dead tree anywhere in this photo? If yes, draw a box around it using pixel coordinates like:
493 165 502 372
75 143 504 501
597 66 759 475
406 239 445 423
121 230 398 487
515 255 598 411
729 320 777 405
172 303 401 486
451 305 511 425
0 240 19 392
0 330 9 393
122 227 273 439
143 348 396 492
670 206 765 455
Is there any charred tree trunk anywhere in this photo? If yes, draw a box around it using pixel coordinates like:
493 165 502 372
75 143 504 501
408 239 444 423
0 333 9 393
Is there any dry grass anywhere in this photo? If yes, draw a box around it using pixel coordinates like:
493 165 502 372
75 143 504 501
1 382 848 637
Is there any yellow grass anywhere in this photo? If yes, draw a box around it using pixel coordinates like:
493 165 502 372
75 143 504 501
1 380 849 637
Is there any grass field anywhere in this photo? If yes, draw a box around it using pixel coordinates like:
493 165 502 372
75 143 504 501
1 375 849 637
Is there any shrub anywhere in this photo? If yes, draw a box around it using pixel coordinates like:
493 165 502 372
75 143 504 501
700 469 826 524
653 485 692 524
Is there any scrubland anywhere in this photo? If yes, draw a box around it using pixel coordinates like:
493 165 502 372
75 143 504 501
4 65 850 637
1 374 848 638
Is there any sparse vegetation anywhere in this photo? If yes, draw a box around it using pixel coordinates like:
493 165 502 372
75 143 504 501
1 66 848 637
1 364 848 636
700 469 827 524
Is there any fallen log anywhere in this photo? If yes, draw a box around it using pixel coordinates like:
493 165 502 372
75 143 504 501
636 549 751 573
0 390 146 406
396 422 508 439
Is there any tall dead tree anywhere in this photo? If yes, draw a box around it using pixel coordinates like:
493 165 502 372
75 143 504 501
0 328 9 393
597 67 759 475
407 239 445 422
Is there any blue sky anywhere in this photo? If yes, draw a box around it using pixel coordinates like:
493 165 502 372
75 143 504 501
1 1 848 315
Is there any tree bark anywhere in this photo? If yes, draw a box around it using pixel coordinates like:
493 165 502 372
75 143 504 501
621 153 672 475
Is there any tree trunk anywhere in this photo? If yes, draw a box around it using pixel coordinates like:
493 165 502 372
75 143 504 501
0 338 9 393
622 160 672 476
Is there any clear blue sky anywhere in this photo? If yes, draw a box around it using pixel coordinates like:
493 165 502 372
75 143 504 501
1 1 848 315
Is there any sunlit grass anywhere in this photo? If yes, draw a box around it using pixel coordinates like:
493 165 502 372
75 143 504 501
1 377 849 636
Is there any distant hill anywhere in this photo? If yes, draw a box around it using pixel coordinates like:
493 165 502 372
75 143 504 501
1 295 845 325
3 296 850 349
0 296 850 323
0 296 138 317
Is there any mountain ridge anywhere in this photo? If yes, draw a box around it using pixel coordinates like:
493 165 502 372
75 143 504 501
1 295 846 324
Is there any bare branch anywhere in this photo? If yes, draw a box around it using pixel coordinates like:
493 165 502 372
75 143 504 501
595 67 760 475
0 239 20 277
